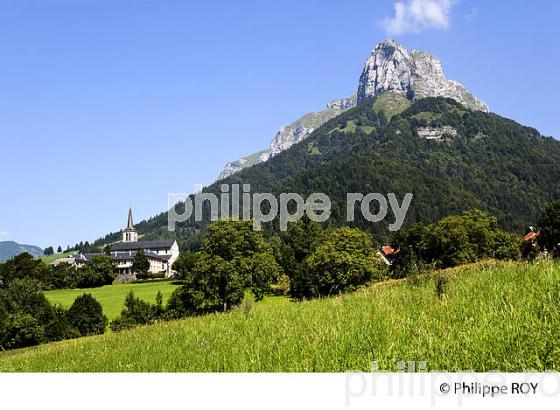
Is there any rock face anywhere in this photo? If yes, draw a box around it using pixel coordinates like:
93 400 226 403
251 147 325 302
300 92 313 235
218 39 489 180
263 126 313 161
217 159 250 180
357 40 489 112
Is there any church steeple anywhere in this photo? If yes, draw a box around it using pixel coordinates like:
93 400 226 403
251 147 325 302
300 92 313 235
123 208 138 243
127 207 134 229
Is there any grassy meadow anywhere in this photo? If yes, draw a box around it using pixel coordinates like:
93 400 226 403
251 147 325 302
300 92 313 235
1 260 559 372
44 281 179 320
39 252 74 264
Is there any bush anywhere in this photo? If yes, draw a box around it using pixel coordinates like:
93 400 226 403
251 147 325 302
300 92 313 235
74 266 106 288
493 231 521 260
0 279 77 350
68 294 108 336
521 239 541 261
270 274 291 296
110 291 164 332
435 275 448 299
135 272 166 281
44 305 80 341
108 315 138 333
88 255 117 285
0 313 45 350
48 263 76 290
166 286 197 319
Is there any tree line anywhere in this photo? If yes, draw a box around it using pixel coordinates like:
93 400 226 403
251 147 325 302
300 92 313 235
2 201 560 350
109 202 560 332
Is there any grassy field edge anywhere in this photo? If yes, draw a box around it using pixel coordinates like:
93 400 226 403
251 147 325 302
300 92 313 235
1 260 559 372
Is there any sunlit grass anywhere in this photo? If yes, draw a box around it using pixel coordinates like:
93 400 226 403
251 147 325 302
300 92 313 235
2 260 559 372
44 281 179 320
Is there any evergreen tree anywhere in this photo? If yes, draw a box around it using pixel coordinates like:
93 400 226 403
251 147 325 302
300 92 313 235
132 249 150 279
68 294 108 336
538 200 560 257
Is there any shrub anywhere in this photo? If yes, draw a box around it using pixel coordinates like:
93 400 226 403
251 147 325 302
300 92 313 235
135 272 166 281
0 313 45 350
521 239 541 261
87 255 117 285
109 315 138 333
73 256 116 288
0 279 78 350
48 263 76 290
44 305 80 341
435 275 448 299
74 266 106 288
110 291 164 332
270 273 291 296
68 294 108 336
493 231 521 260
166 286 197 319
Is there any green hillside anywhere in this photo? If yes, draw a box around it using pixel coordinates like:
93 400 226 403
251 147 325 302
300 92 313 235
90 95 560 250
39 251 74 264
1 260 558 372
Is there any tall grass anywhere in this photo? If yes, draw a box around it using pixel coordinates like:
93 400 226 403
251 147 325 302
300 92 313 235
1 260 559 372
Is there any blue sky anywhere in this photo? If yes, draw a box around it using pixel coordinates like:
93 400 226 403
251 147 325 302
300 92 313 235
0 0 559 249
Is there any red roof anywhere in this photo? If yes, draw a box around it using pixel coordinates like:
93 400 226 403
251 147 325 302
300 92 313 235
381 246 397 256
523 231 540 242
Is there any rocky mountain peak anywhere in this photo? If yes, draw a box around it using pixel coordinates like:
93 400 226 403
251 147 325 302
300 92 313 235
217 40 490 180
357 39 489 112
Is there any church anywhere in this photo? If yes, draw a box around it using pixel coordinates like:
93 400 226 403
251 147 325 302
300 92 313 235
109 208 180 278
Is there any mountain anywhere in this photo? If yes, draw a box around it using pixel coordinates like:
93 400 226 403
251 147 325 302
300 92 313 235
88 40 559 250
357 40 489 112
0 241 43 262
217 96 357 180
217 96 559 236
91 95 560 251
218 39 488 179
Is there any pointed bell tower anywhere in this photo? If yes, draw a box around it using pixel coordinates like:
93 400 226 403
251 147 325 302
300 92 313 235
123 208 138 243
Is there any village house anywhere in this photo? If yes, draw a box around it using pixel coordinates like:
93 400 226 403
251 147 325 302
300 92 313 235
51 209 180 278
378 245 398 266
109 209 180 278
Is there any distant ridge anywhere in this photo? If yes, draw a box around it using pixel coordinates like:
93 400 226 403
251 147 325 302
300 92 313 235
0 241 43 262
